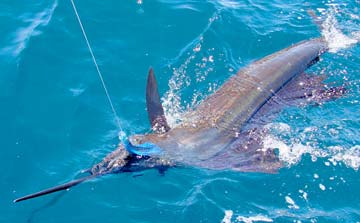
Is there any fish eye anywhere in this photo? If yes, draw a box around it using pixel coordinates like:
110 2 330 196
129 135 145 145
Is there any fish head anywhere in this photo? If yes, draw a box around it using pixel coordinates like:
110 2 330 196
90 133 175 175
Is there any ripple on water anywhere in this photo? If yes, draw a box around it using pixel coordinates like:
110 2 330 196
1 1 57 57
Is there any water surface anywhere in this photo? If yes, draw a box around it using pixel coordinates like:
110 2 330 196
1 0 359 222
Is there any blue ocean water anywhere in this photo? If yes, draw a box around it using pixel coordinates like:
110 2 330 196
1 0 359 222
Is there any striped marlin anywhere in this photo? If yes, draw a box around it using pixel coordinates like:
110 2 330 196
14 37 345 203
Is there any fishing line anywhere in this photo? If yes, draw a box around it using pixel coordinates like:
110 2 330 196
70 0 125 141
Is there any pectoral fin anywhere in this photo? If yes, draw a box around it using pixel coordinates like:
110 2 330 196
248 73 346 126
196 128 282 173
277 73 346 104
146 68 170 133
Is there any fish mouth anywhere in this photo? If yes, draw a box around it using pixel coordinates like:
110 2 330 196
13 143 172 203
90 140 173 175
89 144 132 175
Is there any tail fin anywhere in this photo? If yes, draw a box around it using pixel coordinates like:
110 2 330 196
13 175 96 203
308 9 359 53
307 9 324 30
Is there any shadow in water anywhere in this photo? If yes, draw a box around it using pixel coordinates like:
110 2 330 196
27 191 66 223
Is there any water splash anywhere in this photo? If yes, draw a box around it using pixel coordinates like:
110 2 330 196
329 145 360 170
215 0 243 9
1 1 58 57
320 5 359 53
221 210 233 223
220 210 273 223
162 12 221 126
263 123 360 171
285 196 299 209
236 215 273 223
161 63 190 126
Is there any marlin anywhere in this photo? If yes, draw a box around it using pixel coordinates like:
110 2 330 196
14 36 346 203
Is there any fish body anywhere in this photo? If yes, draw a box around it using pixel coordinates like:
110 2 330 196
128 38 328 172
15 37 344 203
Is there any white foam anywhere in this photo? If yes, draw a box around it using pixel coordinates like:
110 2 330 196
221 210 233 223
262 123 360 171
265 123 291 134
216 0 242 9
263 134 313 166
330 145 360 170
221 210 273 223
69 87 85 96
319 184 326 191
2 1 58 57
236 215 273 223
299 190 308 201
285 196 299 209
321 6 359 53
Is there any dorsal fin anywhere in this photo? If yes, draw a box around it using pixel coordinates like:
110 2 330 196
146 68 170 133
